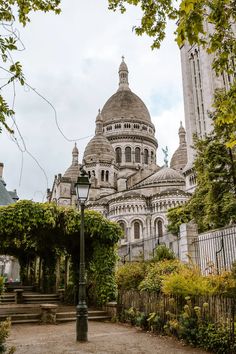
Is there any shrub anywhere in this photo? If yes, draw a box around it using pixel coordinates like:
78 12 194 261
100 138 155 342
162 265 215 297
116 262 146 290
139 259 182 292
0 277 4 295
0 319 15 354
153 245 176 261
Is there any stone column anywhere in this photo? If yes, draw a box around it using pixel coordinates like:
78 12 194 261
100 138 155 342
40 304 58 324
14 289 24 304
179 222 198 263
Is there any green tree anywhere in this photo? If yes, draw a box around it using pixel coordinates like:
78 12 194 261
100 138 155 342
167 109 236 232
108 0 236 146
0 0 61 133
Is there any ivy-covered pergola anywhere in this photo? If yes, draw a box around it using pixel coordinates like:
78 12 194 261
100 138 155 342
0 200 122 304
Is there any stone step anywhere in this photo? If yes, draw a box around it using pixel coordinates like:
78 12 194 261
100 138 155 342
0 313 39 322
0 295 15 304
23 294 60 304
0 304 111 324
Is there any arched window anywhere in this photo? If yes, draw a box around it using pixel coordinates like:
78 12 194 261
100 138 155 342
105 171 109 182
151 151 154 163
125 147 131 162
135 147 141 163
88 171 91 179
156 219 163 238
118 221 126 239
101 170 104 181
134 221 141 239
116 147 122 163
144 149 149 164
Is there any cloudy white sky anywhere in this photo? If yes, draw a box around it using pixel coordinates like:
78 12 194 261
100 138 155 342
0 0 184 201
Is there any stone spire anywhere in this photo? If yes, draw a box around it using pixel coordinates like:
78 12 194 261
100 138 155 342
118 56 130 91
179 121 186 145
95 109 103 135
72 143 79 165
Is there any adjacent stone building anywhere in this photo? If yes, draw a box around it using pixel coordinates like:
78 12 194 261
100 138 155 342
48 59 190 260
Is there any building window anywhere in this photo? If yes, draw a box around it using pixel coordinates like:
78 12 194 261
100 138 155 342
125 147 132 162
118 221 126 239
88 171 91 179
151 151 154 163
134 221 141 239
135 147 141 163
101 170 104 181
157 220 163 238
144 149 148 164
116 147 122 163
105 170 109 182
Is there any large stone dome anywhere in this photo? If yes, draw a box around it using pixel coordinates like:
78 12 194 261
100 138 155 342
101 57 151 125
83 111 115 164
101 90 151 124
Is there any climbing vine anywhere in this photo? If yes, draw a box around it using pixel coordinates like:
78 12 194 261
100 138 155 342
0 200 122 303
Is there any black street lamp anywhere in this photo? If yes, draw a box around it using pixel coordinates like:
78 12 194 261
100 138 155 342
75 171 91 342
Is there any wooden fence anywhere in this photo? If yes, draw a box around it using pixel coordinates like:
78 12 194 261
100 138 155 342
118 290 235 342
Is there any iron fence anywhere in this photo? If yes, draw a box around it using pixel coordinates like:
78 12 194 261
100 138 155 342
193 225 236 274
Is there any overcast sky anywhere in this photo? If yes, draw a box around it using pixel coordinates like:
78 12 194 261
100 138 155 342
0 0 184 201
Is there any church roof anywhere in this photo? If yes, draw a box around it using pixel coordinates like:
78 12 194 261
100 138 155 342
101 58 152 125
0 178 14 206
83 111 115 164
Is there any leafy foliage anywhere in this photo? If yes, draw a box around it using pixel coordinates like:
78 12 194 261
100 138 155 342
153 244 176 261
162 266 216 297
116 262 146 290
0 277 4 295
167 108 236 233
139 259 181 292
0 319 15 354
0 200 122 304
0 0 61 132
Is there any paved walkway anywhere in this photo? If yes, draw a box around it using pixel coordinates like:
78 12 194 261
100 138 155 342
7 321 210 354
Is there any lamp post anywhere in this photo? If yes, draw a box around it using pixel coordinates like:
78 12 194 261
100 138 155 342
75 171 91 342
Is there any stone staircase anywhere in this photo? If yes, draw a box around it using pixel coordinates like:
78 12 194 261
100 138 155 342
0 292 111 324
0 306 111 324
0 293 16 304
23 293 60 304
57 307 111 323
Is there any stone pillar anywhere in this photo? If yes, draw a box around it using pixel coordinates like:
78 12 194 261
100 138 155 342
40 304 58 324
14 289 24 304
179 222 198 263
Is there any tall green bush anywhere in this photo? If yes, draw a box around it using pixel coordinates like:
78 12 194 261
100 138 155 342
116 262 146 290
139 260 182 292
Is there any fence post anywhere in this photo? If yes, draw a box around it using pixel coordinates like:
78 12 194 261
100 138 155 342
179 222 198 263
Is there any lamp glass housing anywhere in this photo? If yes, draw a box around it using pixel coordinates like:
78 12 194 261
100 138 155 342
75 176 90 202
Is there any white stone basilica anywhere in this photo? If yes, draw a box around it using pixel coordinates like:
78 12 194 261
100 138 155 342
48 58 191 260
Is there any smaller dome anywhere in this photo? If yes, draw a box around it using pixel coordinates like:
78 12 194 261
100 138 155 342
83 111 115 164
170 122 187 172
63 143 80 181
83 135 115 163
137 166 185 187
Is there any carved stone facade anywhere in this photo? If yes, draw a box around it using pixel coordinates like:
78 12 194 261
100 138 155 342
48 59 190 260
